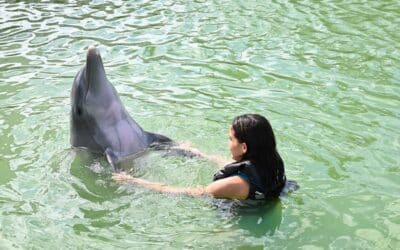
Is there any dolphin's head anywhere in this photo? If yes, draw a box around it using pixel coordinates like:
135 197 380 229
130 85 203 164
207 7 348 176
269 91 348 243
70 46 120 151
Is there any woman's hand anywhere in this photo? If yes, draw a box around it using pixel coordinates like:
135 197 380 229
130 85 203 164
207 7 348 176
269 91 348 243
112 172 157 186
112 172 173 194
112 172 135 183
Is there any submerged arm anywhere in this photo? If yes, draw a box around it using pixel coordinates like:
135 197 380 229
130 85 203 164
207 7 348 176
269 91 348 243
112 172 249 200
112 172 206 197
174 142 229 167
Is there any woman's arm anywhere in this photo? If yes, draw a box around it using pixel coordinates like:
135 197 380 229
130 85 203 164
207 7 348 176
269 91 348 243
173 142 229 167
112 172 206 197
112 173 249 199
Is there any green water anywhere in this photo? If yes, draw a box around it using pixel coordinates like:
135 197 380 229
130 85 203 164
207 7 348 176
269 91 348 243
1 0 399 249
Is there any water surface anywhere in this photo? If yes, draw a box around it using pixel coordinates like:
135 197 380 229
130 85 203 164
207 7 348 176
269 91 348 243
1 0 399 249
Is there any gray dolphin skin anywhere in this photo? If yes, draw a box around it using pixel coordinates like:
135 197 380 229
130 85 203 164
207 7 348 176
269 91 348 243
70 46 172 168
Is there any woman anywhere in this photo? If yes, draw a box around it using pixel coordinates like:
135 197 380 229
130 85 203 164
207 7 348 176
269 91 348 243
113 114 286 200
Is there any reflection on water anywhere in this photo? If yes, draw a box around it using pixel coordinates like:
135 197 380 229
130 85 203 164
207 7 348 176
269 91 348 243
1 0 400 248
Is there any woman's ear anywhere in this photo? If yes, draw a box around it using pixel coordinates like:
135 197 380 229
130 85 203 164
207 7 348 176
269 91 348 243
241 143 247 154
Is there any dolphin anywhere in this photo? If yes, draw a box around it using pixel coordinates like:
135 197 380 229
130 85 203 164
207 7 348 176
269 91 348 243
70 46 172 168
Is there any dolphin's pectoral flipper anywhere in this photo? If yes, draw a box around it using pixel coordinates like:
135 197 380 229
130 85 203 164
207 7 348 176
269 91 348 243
105 148 118 170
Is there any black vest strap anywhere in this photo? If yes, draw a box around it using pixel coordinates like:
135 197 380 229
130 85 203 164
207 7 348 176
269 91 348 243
213 161 266 199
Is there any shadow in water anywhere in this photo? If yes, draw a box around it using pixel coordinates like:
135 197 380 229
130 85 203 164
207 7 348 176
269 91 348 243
236 201 283 237
214 198 283 237
234 179 299 237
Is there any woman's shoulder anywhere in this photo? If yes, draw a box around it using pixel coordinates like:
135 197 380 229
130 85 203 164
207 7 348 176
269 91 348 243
206 175 250 200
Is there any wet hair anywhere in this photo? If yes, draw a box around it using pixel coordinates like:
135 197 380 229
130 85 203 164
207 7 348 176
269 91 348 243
232 114 286 198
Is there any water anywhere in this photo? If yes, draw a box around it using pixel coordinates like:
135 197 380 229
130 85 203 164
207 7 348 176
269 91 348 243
1 0 399 249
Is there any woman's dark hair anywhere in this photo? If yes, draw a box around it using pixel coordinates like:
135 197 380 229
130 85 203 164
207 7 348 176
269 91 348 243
232 114 286 198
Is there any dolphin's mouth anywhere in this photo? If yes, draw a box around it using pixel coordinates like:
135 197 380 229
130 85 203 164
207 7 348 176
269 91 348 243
85 49 95 91
84 46 107 97
82 66 90 104
87 46 99 56
71 65 88 117
76 65 89 115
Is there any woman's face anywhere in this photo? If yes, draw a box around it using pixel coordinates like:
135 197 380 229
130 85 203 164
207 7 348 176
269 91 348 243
229 127 247 161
